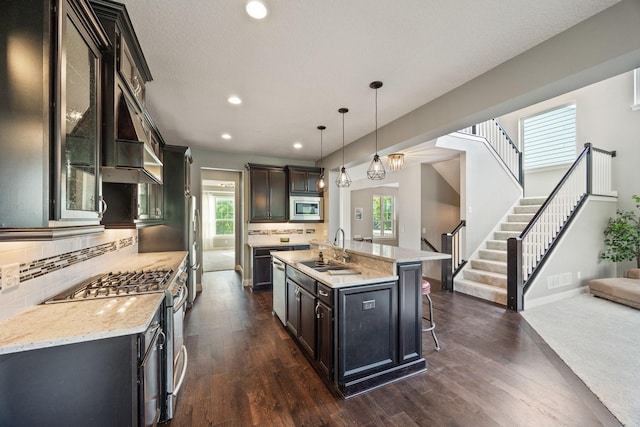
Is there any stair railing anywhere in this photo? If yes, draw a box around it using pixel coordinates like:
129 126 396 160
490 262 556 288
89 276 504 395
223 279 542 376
507 143 616 311
459 119 523 186
421 237 439 252
441 220 467 291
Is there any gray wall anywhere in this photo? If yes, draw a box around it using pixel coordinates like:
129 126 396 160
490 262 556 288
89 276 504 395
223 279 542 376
420 163 460 280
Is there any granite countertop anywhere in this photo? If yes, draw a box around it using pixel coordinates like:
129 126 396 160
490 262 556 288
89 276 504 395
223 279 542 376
272 250 398 289
0 251 188 356
0 293 164 355
309 239 451 263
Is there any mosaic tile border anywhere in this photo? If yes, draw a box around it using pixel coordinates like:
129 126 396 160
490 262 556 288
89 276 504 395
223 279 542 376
248 228 315 236
0 237 135 284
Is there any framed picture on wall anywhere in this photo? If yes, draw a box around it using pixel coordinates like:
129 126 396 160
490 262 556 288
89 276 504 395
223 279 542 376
354 207 363 221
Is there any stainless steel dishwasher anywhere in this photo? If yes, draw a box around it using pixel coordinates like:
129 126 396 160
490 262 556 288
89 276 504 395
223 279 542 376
272 258 286 325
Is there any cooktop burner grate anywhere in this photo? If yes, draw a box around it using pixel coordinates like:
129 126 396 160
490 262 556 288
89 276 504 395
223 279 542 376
50 269 174 301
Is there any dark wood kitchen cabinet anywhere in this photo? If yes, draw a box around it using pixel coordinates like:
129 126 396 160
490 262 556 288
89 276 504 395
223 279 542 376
0 0 110 232
287 166 323 196
251 245 309 291
285 266 317 359
248 164 288 222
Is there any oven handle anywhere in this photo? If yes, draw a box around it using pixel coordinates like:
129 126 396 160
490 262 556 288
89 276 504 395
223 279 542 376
172 345 188 397
173 283 189 313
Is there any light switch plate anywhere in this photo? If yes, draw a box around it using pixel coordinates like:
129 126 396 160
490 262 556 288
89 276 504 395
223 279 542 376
1 263 20 290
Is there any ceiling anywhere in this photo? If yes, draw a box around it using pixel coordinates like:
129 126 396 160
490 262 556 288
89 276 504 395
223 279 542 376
119 0 620 163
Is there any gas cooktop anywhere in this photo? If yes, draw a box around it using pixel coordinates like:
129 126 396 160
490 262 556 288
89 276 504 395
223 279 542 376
47 269 174 302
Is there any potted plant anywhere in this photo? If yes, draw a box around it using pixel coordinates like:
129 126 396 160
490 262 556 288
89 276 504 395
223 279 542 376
600 195 640 268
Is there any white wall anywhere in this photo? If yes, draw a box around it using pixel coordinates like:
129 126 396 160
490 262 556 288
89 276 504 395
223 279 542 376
498 70 640 275
525 197 617 308
350 186 399 246
437 133 522 256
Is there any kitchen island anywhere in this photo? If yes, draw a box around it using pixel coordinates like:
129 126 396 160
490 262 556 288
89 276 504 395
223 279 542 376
271 242 449 398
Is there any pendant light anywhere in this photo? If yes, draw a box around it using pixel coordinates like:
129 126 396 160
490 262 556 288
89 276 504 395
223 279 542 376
388 153 405 172
316 125 326 191
336 108 351 188
367 81 386 180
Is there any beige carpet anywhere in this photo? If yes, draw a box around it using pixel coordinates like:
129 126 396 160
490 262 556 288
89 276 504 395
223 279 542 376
522 292 640 427
203 249 235 272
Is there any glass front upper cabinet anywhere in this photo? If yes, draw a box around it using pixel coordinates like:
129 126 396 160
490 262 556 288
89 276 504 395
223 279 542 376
55 3 104 221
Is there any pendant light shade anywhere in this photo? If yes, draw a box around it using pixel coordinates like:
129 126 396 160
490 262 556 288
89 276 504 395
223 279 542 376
316 125 326 191
388 153 405 172
336 108 351 188
367 81 386 180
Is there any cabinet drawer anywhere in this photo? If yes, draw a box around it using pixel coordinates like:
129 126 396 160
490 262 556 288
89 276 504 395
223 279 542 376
286 266 316 295
317 283 333 306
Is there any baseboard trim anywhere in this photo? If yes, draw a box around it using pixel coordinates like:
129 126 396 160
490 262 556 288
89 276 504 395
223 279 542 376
524 285 589 310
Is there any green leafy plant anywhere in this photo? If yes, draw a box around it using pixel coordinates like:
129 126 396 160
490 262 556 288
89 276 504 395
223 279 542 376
600 195 640 268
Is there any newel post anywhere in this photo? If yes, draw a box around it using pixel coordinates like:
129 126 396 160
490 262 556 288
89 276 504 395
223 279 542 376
441 232 453 291
507 237 523 311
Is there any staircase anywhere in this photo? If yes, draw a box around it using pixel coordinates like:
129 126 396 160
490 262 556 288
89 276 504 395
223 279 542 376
455 197 545 305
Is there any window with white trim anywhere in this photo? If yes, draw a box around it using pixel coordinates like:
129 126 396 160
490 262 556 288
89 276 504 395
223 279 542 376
633 68 640 111
522 104 576 170
372 195 394 238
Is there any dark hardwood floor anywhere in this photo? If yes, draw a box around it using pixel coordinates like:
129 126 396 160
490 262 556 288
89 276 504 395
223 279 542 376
168 271 620 426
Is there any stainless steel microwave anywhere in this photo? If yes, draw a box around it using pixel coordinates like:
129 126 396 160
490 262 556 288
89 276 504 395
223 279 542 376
290 196 323 221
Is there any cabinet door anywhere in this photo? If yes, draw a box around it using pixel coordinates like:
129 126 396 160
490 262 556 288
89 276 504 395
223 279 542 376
289 169 308 193
253 252 273 291
297 286 316 359
267 168 288 221
57 4 102 220
316 301 333 380
286 279 299 336
306 170 321 194
338 282 397 381
397 263 422 362
250 168 270 221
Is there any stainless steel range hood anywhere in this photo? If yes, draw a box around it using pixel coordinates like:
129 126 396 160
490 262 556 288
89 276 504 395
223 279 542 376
102 93 163 184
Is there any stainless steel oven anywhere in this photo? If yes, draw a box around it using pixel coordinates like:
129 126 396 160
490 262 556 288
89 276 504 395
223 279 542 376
46 262 189 423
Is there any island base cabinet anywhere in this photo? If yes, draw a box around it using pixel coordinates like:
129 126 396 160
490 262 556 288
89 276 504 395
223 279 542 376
338 282 397 381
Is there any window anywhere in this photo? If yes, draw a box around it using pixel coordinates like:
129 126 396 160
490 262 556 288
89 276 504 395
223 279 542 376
522 104 576 170
214 197 234 236
372 195 394 238
633 68 640 111
203 192 235 240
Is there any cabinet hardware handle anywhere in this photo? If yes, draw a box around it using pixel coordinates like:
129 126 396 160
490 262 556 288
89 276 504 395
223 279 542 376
318 289 329 297
98 196 108 218
315 302 320 319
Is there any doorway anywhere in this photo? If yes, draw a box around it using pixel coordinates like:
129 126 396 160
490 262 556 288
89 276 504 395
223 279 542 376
201 170 241 272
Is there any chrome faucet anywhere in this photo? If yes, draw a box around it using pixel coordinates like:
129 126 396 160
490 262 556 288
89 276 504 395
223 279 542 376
333 227 350 262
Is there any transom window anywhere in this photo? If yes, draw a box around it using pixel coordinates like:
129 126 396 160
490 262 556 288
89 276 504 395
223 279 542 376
372 195 394 238
522 104 576 170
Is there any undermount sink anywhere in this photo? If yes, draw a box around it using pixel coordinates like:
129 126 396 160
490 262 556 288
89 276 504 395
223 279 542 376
298 259 349 272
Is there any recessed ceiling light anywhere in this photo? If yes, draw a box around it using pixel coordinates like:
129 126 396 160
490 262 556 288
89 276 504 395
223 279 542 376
293 142 302 149
227 96 242 105
221 133 232 140
246 1 267 19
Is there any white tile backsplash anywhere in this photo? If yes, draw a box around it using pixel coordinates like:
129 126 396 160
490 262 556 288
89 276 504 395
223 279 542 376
0 229 138 322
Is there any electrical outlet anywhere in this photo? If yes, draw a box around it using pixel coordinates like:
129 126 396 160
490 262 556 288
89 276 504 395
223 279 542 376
1 263 20 290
